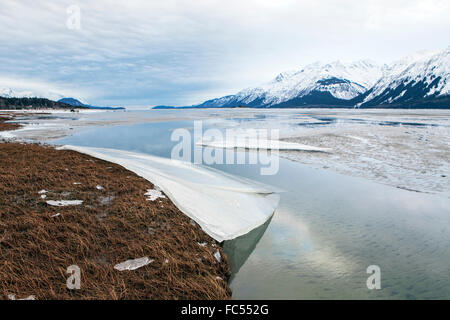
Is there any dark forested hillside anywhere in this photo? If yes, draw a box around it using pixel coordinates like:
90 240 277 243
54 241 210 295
0 96 86 110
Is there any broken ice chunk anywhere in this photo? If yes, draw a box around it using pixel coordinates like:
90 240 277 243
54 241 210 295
114 257 154 271
8 294 35 300
144 186 166 201
96 185 104 190
99 195 115 205
46 200 83 207
38 190 47 194
213 250 221 263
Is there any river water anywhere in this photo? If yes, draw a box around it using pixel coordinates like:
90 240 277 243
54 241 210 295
50 109 450 299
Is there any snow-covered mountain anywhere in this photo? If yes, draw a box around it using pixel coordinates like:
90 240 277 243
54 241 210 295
1 87 37 98
196 60 383 108
0 86 64 101
358 47 449 107
190 47 449 109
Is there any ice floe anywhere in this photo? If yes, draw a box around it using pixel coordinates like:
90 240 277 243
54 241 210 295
46 200 83 207
114 257 154 271
58 145 281 242
197 137 331 152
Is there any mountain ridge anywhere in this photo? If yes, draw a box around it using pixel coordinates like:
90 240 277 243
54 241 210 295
159 47 449 109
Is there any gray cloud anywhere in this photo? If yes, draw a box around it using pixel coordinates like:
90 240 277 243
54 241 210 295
0 0 449 107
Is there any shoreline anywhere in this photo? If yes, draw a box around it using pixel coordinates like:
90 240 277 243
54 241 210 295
0 113 22 132
0 139 232 299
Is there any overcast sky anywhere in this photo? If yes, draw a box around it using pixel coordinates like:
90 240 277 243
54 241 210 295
0 0 449 107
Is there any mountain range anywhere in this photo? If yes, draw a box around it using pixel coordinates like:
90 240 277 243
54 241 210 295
2 47 449 110
0 95 124 111
157 47 449 109
0 86 124 110
0 87 64 101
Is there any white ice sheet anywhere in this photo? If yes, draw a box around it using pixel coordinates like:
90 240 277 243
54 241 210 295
57 145 280 242
197 138 331 152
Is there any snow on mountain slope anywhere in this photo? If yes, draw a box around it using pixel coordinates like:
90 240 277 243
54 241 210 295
1 88 36 98
196 60 383 108
191 47 450 109
0 77 70 101
259 60 382 103
0 86 65 101
358 47 450 106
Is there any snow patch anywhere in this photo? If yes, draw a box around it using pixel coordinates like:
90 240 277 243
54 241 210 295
144 187 166 201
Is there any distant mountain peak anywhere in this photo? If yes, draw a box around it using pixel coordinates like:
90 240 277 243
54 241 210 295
58 97 87 107
0 86 65 101
358 47 449 107
191 47 449 109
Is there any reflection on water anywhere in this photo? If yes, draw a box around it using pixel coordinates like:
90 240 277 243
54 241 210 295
221 158 450 300
223 216 273 282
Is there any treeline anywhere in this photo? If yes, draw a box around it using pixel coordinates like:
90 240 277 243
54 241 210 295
0 96 87 110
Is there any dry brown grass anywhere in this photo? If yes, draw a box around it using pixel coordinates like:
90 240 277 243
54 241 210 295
0 114 21 132
0 142 231 300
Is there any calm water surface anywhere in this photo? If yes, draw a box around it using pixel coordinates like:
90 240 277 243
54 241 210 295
54 114 450 299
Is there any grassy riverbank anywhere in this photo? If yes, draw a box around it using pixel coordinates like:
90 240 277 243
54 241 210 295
0 141 231 299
